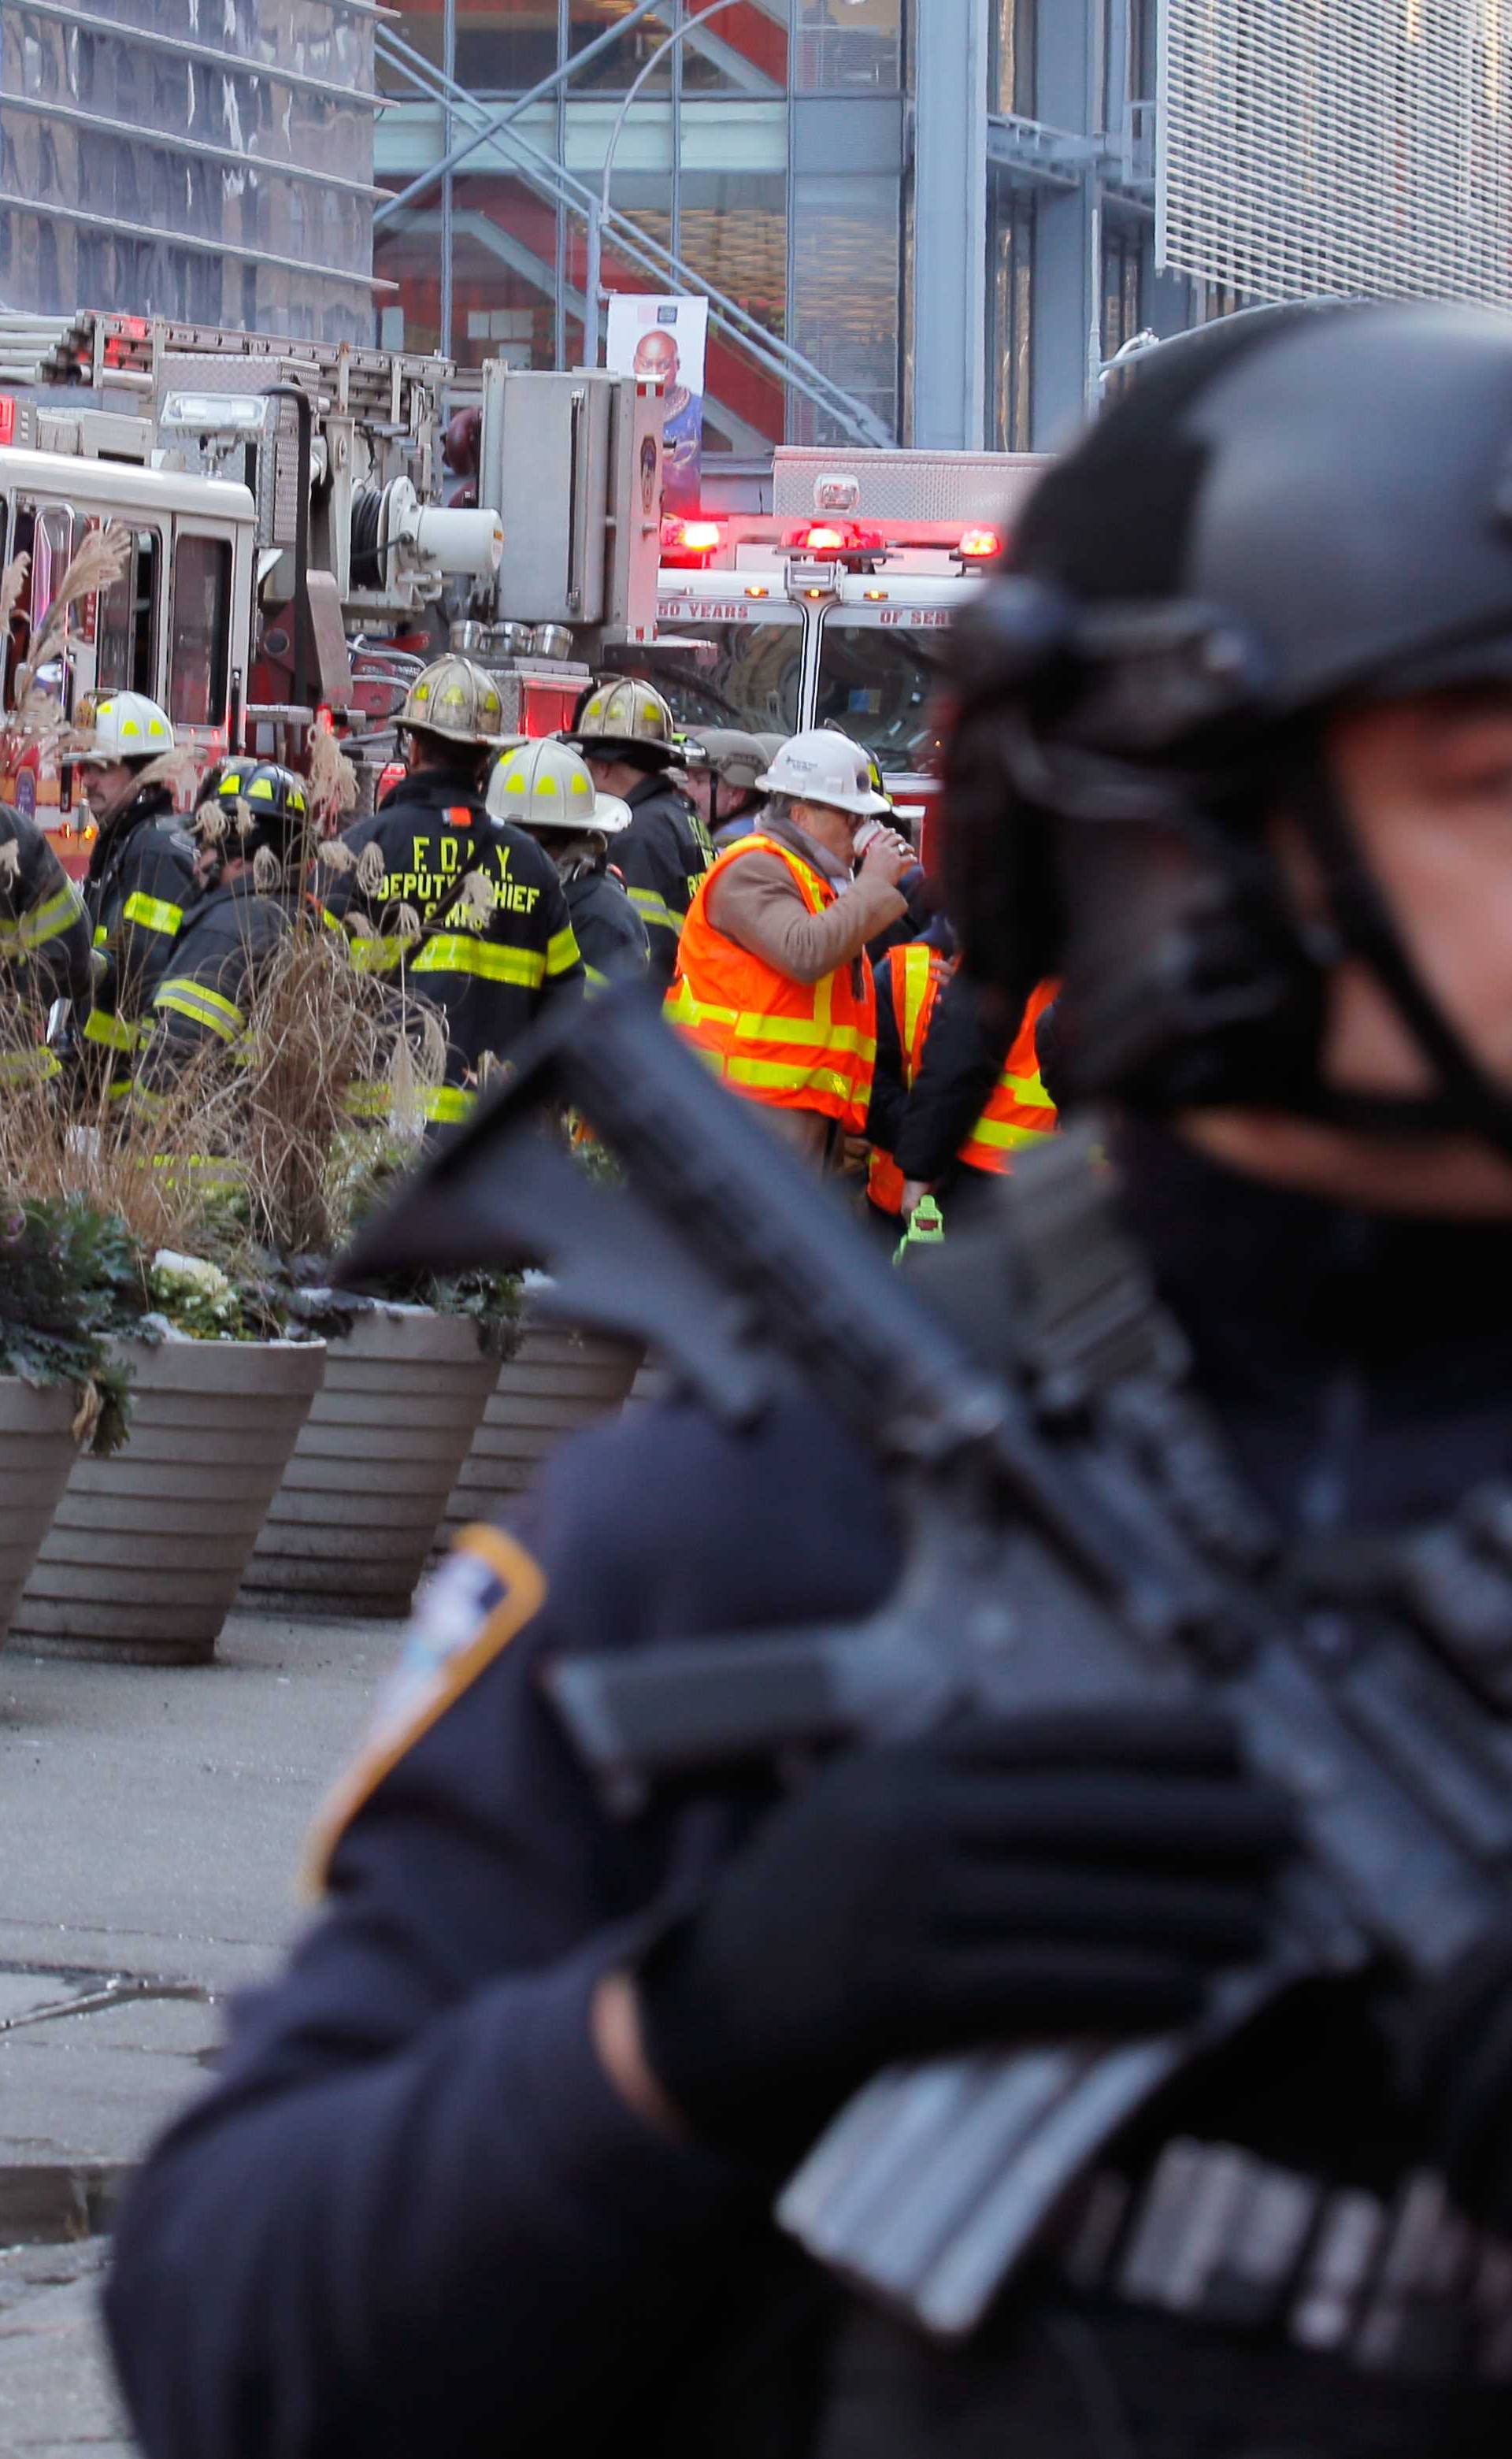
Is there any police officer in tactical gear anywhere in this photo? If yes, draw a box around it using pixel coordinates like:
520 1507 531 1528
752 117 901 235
132 761 308 1094
487 738 648 988
566 677 712 986
322 655 584 1124
73 692 197 1088
109 302 1512 2459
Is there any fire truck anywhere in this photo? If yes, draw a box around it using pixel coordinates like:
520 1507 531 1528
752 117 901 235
624 446 1046 840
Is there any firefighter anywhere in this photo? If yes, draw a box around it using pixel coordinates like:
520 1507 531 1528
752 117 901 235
0 799 91 1085
665 727 913 1166
565 679 712 986
485 738 647 989
323 655 584 1125
680 727 770 852
132 762 307 1100
73 692 197 1092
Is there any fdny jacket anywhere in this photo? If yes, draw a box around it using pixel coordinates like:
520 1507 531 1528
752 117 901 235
565 859 650 988
133 873 291 1093
0 799 91 1014
613 773 713 988
324 770 585 1117
82 784 198 1075
105 1126 1512 2459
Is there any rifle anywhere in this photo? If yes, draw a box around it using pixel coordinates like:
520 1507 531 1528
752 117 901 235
343 986 1512 2341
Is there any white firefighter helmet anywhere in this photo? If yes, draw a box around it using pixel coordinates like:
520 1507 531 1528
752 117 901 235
398 655 506 747
566 677 677 765
74 691 176 764
755 727 891 817
487 738 632 836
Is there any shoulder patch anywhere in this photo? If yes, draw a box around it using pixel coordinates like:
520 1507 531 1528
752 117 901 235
301 1523 547 1897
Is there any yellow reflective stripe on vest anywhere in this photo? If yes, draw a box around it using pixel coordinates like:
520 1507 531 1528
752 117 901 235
962 1113 1056 1153
346 933 407 975
121 891 184 938
663 978 874 1059
154 978 246 1043
412 933 547 988
546 925 580 977
12 883 84 953
0 1045 60 1083
898 943 942 1087
629 886 679 935
92 922 108 951
83 1006 140 1053
423 1085 476 1123
343 1081 392 1118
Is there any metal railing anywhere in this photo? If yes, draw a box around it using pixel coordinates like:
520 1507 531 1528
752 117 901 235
373 27 892 449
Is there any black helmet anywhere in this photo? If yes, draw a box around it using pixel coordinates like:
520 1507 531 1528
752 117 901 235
943 299 1512 1152
208 760 309 862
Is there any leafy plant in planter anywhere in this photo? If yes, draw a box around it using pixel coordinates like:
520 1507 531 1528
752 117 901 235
0 1192 150 1450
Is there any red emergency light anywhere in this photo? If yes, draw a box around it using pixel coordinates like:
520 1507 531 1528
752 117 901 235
0 396 13 447
660 514 723 568
786 519 886 568
958 525 1004 561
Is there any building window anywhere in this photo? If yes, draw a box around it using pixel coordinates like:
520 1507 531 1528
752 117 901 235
790 171 901 442
168 535 232 729
795 0 902 95
991 184 1034 448
992 0 1036 116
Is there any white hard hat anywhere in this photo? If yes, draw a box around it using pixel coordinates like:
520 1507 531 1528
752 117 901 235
75 691 176 763
755 728 890 817
487 736 632 836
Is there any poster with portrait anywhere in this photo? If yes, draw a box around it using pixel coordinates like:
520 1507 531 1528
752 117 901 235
606 294 708 514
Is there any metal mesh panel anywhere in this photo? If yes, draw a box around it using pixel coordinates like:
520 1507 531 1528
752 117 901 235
1158 0 1512 309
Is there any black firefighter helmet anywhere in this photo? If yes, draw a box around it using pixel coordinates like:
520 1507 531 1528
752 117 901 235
942 299 1512 1155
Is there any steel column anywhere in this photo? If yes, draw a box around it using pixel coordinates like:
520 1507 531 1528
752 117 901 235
910 0 990 449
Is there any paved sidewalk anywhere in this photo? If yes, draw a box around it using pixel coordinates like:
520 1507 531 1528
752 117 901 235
0 1610 391 2453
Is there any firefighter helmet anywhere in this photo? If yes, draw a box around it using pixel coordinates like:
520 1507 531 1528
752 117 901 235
213 761 309 850
756 728 891 817
680 729 769 792
486 738 631 836
567 677 678 769
398 656 506 749
74 691 176 765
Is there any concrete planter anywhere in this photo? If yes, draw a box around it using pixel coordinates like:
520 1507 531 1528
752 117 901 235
12 1339 326 1666
243 1307 498 1619
439 1320 642 1550
0 1381 83 1644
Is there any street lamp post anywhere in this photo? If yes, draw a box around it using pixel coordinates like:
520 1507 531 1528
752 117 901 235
585 0 746 365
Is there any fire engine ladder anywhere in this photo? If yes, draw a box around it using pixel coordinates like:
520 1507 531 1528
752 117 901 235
373 27 892 453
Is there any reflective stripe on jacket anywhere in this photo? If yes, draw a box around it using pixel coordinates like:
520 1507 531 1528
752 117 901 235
665 832 876 1132
868 940 953 1215
957 976 1061 1174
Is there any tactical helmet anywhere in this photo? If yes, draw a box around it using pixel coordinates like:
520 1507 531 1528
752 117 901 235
943 301 1512 1159
486 738 631 836
757 728 891 818
566 677 678 770
680 729 769 793
213 760 309 852
398 655 506 749
74 691 175 765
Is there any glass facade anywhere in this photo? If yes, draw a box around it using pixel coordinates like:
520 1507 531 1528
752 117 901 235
1 2 376 340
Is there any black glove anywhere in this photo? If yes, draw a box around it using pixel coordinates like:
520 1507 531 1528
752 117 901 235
636 1702 1295 2160
1399 1921 1512 2232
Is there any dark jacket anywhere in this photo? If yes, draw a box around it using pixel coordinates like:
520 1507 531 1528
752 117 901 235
0 799 91 1014
81 785 198 1070
134 873 291 1092
323 769 585 1096
893 965 1013 1184
613 773 713 988
565 859 650 988
105 1128 1512 2459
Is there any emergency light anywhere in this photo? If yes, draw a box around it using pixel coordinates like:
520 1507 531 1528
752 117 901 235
660 515 724 569
958 526 1003 561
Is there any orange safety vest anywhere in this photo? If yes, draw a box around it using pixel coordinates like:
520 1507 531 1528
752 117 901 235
868 941 954 1214
664 833 877 1131
869 949 1060 1212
